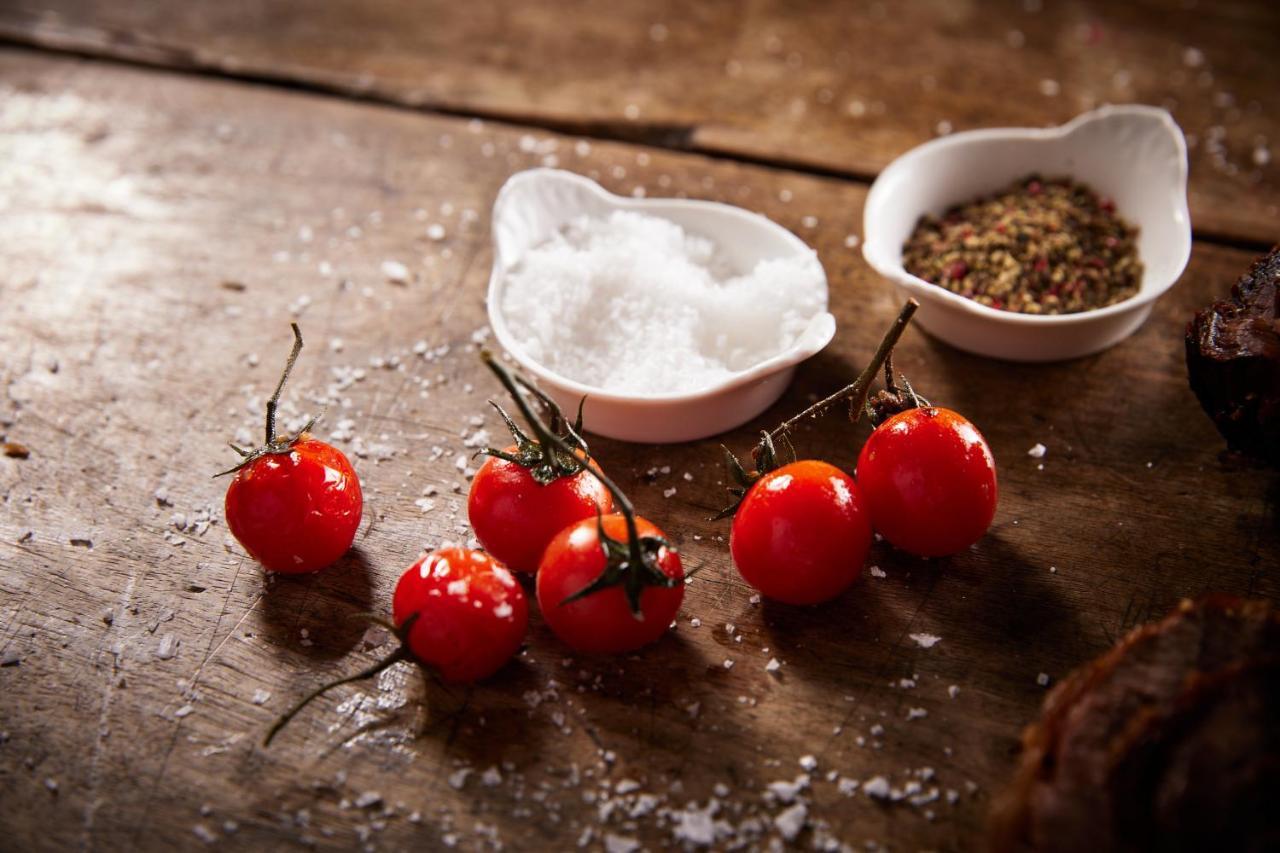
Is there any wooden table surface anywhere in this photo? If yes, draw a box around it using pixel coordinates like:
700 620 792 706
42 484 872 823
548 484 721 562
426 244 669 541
0 3 1275 851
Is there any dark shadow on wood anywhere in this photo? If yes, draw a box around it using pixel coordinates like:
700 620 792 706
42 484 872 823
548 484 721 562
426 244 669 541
259 546 375 661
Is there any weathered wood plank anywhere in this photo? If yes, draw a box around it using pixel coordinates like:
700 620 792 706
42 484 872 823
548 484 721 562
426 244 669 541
0 49 1275 851
0 0 1276 245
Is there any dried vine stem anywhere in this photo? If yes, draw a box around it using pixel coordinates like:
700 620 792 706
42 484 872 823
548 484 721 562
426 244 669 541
768 298 919 442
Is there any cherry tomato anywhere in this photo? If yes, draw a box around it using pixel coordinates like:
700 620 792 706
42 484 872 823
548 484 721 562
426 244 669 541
856 407 997 557
730 460 872 605
468 447 613 573
392 548 528 682
536 515 684 654
225 435 362 573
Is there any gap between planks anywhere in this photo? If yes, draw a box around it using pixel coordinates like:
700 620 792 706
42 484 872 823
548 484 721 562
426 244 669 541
0 35 1271 255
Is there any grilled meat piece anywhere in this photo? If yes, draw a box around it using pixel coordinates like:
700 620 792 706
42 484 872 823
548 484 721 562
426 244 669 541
989 597 1280 853
1185 247 1280 464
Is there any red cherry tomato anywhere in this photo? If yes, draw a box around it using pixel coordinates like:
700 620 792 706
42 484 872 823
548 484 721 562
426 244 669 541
468 447 613 573
392 548 528 682
856 407 997 557
536 515 684 654
225 436 362 573
730 460 872 605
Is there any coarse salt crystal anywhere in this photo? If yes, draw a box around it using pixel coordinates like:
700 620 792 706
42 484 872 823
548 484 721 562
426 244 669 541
381 260 410 284
909 633 941 649
774 802 807 841
1028 443 1047 458
863 776 891 799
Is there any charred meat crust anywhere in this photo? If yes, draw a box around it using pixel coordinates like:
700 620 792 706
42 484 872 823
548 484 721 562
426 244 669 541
988 596 1280 853
1185 247 1280 464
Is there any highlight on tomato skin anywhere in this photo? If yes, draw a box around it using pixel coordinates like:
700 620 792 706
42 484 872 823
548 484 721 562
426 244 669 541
855 406 998 558
224 436 363 574
729 460 872 605
535 514 685 655
467 446 613 573
391 548 529 683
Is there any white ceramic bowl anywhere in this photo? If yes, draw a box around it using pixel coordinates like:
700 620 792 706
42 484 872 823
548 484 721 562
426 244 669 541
487 169 836 443
862 105 1191 362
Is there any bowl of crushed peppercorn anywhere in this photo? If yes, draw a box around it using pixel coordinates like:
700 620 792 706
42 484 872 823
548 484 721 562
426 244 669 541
862 105 1191 362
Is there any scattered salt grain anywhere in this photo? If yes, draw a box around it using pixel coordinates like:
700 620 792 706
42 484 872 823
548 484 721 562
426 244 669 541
354 791 382 809
909 633 941 649
604 834 640 853
380 260 410 284
799 754 817 771
774 803 807 841
1028 443 1047 458
252 689 271 705
948 685 960 699
156 634 178 660
447 768 472 790
906 707 928 721
868 565 886 579
863 776 891 799
500 210 825 394
426 224 447 241
1037 672 1051 687
765 658 781 674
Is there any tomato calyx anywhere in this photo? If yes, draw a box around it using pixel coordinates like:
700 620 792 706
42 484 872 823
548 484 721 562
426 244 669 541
215 323 322 478
561 509 681 619
479 351 682 619
479 355 592 486
713 299 921 519
864 350 932 427
712 431 788 520
264 612 419 747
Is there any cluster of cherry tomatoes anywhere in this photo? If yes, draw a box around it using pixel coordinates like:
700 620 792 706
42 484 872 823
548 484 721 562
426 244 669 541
724 300 998 605
226 302 997 743
223 329 686 742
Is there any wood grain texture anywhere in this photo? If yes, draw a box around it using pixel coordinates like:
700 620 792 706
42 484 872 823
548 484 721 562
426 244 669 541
0 48 1276 852
0 0 1277 246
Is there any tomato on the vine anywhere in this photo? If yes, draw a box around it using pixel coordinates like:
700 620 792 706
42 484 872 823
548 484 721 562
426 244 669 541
392 547 529 682
468 446 612 573
730 460 872 605
265 547 527 745
856 406 997 558
467 362 611 573
536 514 684 654
225 436 362 573
221 324 362 574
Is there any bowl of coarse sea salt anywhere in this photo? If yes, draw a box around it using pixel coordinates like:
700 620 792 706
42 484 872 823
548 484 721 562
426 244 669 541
487 169 835 443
